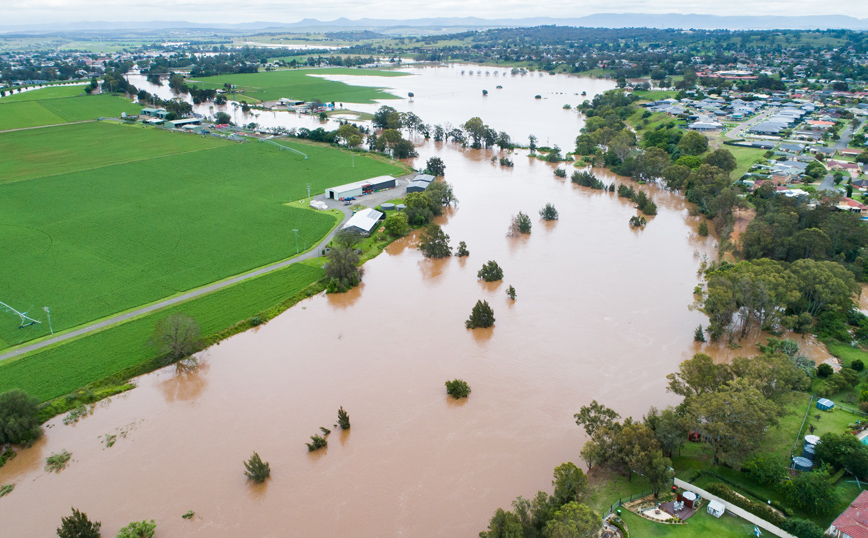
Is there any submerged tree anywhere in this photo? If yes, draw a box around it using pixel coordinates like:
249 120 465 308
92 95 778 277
506 285 517 300
57 507 101 538
425 156 446 177
419 224 452 258
337 407 350 430
539 203 559 221
445 379 471 399
243 452 271 483
116 520 156 538
478 260 504 282
455 241 469 257
466 300 495 329
508 212 532 236
306 435 328 452
325 238 363 293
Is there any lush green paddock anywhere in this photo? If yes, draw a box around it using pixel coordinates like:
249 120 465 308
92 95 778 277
0 94 142 130
0 262 325 402
1 122 229 183
0 84 88 102
0 122 402 349
195 68 405 103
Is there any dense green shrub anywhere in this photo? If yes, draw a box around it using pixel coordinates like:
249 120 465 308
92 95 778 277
781 518 824 538
817 364 833 378
743 453 787 485
445 379 471 399
117 520 156 538
784 470 835 514
698 221 709 236
852 359 865 372
383 212 410 236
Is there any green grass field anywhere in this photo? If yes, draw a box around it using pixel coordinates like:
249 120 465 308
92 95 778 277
0 94 142 131
0 84 89 102
195 68 406 104
728 145 768 178
0 121 403 350
1 121 229 183
0 262 325 402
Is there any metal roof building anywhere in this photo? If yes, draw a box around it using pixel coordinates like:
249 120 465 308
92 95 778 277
342 208 384 235
325 176 396 200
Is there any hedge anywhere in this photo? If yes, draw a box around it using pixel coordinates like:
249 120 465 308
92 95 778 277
704 482 787 527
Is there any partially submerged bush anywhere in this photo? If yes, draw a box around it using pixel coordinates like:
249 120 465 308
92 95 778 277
539 203 559 221
306 435 328 452
45 449 71 473
455 241 469 257
477 260 504 282
419 224 452 258
57 508 101 538
445 379 471 399
338 406 350 430
466 300 495 329
244 452 271 483
117 520 156 538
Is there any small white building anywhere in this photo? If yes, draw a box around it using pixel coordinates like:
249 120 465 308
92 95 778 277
342 208 384 235
707 499 725 518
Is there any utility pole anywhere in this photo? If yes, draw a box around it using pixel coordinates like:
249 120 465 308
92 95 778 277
306 183 312 202
292 229 299 254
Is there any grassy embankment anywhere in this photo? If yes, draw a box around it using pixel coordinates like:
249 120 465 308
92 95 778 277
0 92 142 131
195 68 407 104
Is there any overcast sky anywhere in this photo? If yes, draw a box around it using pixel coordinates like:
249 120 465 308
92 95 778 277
1 0 865 26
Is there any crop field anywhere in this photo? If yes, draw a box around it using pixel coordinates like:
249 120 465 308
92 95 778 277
0 94 143 131
195 68 406 103
1 122 229 183
0 262 325 402
0 121 403 350
0 84 89 102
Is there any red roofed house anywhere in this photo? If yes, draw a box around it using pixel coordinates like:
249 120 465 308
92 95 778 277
837 197 868 216
830 490 868 538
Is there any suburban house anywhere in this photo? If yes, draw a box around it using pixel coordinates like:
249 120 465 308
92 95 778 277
829 490 868 538
836 197 868 216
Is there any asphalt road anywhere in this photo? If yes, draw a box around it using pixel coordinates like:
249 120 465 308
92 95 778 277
0 174 414 362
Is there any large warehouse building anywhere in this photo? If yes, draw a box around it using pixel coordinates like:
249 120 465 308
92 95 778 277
325 176 396 200
406 174 435 194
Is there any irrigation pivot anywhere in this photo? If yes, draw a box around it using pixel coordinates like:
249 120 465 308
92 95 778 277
0 300 42 328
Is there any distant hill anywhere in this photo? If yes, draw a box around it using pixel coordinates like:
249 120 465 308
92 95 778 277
2 14 868 34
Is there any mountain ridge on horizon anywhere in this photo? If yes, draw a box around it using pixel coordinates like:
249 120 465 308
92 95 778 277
2 13 868 34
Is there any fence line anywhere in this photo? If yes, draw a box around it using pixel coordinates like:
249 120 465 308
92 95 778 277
674 478 797 538
790 394 814 459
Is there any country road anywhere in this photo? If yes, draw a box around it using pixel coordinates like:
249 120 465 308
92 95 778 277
0 175 414 362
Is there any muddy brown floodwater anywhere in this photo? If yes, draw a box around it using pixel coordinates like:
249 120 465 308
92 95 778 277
0 137 727 536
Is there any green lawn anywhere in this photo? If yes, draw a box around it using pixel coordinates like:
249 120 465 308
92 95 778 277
631 89 678 102
195 68 406 104
0 122 403 350
0 84 88 102
726 146 767 178
0 262 325 402
620 507 777 537
0 94 142 131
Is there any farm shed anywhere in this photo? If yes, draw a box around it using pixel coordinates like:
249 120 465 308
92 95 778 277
342 208 384 235
325 176 396 200
406 180 432 193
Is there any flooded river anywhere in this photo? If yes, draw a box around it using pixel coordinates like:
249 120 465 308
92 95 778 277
0 68 795 536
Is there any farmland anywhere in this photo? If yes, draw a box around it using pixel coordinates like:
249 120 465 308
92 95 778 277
0 120 404 351
0 93 143 131
0 261 325 402
194 67 406 103
0 84 88 102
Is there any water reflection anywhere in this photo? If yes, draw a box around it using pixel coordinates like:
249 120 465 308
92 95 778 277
160 358 210 403
326 283 364 310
